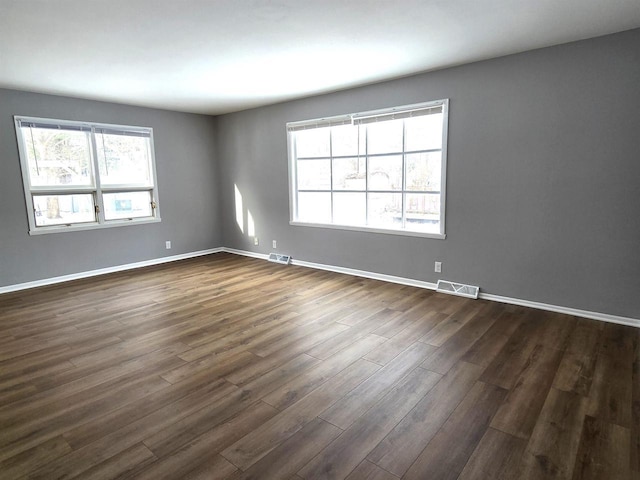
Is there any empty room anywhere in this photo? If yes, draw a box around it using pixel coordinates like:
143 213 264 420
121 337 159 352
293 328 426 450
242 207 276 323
0 1 639 479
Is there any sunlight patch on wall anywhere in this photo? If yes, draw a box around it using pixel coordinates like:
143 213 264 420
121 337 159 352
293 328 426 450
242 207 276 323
247 210 255 237
234 184 243 233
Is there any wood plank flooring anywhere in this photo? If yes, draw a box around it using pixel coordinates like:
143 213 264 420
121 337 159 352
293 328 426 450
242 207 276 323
0 252 637 479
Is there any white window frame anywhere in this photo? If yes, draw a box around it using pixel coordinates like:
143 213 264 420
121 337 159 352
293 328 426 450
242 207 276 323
287 99 449 239
14 116 161 235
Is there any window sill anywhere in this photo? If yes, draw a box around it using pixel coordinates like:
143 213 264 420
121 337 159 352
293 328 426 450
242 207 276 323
289 220 446 239
29 217 161 235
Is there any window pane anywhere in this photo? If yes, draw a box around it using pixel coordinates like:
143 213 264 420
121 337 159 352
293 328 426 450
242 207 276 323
287 101 447 236
406 152 442 191
297 159 331 190
333 157 366 190
333 192 365 225
96 133 152 186
103 191 153 220
368 155 402 191
295 127 330 158
33 194 95 226
405 193 440 232
297 192 331 223
331 124 364 157
366 119 403 154
368 192 402 228
21 126 93 187
404 114 443 151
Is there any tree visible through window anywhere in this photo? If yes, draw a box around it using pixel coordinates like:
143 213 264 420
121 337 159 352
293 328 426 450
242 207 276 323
287 100 448 238
14 116 160 234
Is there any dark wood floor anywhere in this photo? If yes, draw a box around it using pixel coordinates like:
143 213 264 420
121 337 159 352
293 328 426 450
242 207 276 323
0 253 637 480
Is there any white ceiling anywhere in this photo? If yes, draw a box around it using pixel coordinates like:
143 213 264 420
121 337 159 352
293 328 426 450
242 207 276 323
1 0 639 115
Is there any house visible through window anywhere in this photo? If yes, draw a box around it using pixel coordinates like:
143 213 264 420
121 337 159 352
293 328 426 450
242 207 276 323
287 99 448 238
14 116 160 234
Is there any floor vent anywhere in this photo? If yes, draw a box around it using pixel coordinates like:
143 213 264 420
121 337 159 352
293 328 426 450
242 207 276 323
436 280 479 299
268 253 291 265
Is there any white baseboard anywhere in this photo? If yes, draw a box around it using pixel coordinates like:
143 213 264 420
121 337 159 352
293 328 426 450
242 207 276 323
222 248 640 329
291 259 439 291
222 247 269 261
0 248 223 295
2 246 637 329
477 293 639 328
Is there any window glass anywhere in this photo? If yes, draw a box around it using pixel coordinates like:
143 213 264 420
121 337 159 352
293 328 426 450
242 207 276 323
33 194 95 226
288 100 448 238
103 191 153 220
332 157 366 190
297 192 331 223
295 127 330 158
366 119 403 154
368 192 402 228
297 159 331 190
404 114 443 151
333 192 366 225
15 116 160 234
331 124 364 157
96 133 152 186
368 155 402 191
22 126 93 187
406 152 441 191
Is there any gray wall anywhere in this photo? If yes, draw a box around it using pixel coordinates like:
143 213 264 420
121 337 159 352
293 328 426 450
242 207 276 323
2 30 639 319
0 89 221 286
217 29 640 319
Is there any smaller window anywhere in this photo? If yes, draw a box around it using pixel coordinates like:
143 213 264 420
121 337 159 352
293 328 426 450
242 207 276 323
14 116 161 234
287 100 449 238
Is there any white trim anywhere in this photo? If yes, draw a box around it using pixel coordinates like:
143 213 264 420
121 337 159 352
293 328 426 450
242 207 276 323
478 293 640 329
14 115 161 236
287 99 449 240
221 247 437 289
2 247 637 329
439 99 449 235
289 220 446 239
220 248 639 329
27 217 161 235
291 258 438 290
0 248 223 294
222 247 269 261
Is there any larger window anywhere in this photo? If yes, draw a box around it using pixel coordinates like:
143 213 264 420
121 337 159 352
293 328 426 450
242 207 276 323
287 100 448 238
14 116 160 234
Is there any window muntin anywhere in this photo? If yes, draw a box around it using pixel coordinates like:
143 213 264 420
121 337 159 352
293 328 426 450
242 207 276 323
287 100 448 238
14 116 160 234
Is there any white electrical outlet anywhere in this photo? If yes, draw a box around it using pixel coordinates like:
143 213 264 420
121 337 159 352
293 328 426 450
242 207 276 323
254 237 259 246
165 241 171 249
435 261 442 273
272 240 277 249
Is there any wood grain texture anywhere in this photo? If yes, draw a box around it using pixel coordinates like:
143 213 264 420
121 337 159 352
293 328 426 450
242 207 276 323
367 361 483 476
457 428 527 480
402 381 507 480
345 460 399 480
518 388 587 480
0 252 636 480
298 368 441 480
221 359 380 470
571 415 631 480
